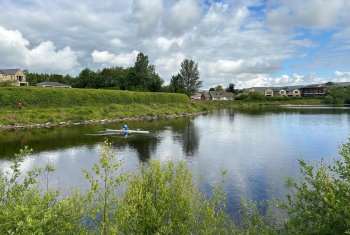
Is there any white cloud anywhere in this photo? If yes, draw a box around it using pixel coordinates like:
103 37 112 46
162 0 201 35
333 71 350 82
131 0 163 37
0 1 349 88
28 41 78 72
0 26 79 73
155 37 184 51
212 58 281 75
91 50 139 67
110 38 125 47
91 50 115 63
154 53 186 83
266 0 350 30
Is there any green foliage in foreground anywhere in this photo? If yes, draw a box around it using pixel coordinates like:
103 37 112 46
1 139 350 234
0 87 189 109
280 141 350 234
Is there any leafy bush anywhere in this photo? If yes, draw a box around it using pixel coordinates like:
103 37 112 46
323 85 350 104
0 80 15 87
235 93 248 100
0 147 85 234
280 140 350 234
248 91 265 100
323 95 334 104
117 160 232 234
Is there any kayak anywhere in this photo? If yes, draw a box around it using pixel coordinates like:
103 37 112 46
102 128 150 134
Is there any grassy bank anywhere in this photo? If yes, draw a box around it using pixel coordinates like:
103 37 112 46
0 87 189 108
0 87 323 126
0 87 192 126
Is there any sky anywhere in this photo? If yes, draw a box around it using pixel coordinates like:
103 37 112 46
0 0 349 89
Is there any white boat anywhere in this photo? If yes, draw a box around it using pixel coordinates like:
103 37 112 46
102 128 150 134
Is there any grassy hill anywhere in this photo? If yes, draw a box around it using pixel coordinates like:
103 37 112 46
0 87 189 109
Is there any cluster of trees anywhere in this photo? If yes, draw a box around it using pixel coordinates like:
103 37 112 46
324 84 350 104
208 83 235 93
24 53 203 96
2 139 350 234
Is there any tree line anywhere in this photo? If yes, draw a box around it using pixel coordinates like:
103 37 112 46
24 53 203 96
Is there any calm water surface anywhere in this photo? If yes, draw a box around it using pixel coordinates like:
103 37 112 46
1 107 350 216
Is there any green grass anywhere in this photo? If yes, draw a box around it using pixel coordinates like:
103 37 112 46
0 87 189 109
0 103 200 125
0 87 323 126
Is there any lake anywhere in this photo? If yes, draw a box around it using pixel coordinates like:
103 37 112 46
1 106 350 217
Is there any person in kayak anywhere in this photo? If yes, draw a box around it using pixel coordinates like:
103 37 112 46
122 124 128 137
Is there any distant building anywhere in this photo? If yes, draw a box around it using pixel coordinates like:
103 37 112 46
201 91 235 101
190 92 202 100
299 84 326 97
0 69 28 86
37 82 71 88
244 84 322 98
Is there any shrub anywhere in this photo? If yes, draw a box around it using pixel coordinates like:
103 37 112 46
248 91 265 100
0 80 15 87
117 160 232 234
235 93 248 100
0 147 85 234
323 95 334 104
280 140 350 234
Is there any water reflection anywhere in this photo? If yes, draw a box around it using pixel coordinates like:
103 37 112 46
173 120 199 156
0 118 197 162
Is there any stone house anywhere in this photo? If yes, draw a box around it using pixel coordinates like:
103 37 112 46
0 69 28 86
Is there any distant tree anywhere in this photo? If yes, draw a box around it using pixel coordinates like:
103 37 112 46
324 85 350 104
214 85 224 91
226 83 235 93
130 53 164 92
134 53 149 90
326 81 335 86
209 88 215 91
179 59 202 96
169 73 185 93
24 70 74 86
74 68 98 88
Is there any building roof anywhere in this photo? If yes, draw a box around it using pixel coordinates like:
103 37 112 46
37 82 70 87
0 69 22 75
299 83 326 89
209 91 234 98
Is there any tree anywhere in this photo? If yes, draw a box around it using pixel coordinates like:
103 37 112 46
179 59 202 96
169 73 185 93
130 53 164 92
214 85 224 91
226 83 235 93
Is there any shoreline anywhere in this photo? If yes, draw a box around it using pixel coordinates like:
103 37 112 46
0 111 206 131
